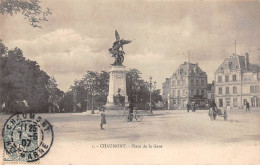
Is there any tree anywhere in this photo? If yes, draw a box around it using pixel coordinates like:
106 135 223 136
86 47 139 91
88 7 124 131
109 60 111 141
59 90 74 113
126 69 142 102
66 71 109 113
0 41 62 113
0 0 52 28
126 68 162 109
47 76 64 113
151 89 162 105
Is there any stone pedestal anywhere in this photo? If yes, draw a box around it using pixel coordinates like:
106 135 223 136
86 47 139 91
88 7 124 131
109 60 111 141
106 65 128 108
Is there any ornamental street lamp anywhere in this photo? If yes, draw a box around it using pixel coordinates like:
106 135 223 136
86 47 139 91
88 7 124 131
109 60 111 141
133 80 141 108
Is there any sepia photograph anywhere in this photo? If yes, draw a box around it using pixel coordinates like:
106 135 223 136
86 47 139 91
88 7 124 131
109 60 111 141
0 0 260 165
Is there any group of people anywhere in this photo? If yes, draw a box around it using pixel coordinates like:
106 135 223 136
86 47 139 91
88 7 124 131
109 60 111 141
186 100 218 113
186 102 197 112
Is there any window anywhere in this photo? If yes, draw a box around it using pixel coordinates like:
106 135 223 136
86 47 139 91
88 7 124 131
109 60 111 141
243 99 247 105
233 86 237 94
218 76 222 82
191 79 194 85
251 98 255 107
201 90 204 96
219 99 223 107
195 68 199 74
196 89 199 95
225 75 229 82
256 85 259 93
177 90 180 97
250 86 255 93
191 89 194 96
182 89 185 96
232 75 237 81
226 87 230 94
172 90 175 97
226 98 230 106
172 81 175 86
180 69 183 74
219 87 222 94
173 100 176 104
201 80 204 85
233 98 237 107
211 94 214 99
196 79 199 85
177 80 181 86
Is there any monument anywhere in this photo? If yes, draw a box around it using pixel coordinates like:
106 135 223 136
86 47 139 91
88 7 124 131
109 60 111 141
106 30 131 109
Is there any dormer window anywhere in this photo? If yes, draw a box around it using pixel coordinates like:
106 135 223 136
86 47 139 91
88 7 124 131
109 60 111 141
194 67 199 74
180 69 183 74
228 62 232 69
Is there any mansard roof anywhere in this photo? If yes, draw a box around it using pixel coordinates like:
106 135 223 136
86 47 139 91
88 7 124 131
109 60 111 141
216 53 260 74
216 54 241 73
171 62 207 78
215 53 253 73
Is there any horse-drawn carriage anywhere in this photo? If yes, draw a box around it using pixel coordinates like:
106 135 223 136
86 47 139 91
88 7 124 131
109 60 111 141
208 107 228 121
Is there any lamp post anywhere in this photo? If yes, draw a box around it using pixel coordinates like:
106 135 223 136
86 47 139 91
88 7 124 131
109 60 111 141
149 76 156 115
85 77 98 114
73 90 77 113
134 80 141 108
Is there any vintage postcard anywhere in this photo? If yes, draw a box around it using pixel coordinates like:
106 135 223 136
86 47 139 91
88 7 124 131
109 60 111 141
0 0 260 165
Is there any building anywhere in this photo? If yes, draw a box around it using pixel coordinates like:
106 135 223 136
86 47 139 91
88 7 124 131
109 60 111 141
206 82 215 104
162 78 170 109
163 62 208 110
214 53 260 110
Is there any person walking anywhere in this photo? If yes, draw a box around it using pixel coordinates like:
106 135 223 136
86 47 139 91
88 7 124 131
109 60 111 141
209 100 217 111
100 110 106 130
191 101 196 112
246 101 250 112
186 103 190 113
209 100 217 116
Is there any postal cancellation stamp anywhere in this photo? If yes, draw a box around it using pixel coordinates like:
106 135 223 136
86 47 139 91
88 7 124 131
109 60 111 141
2 113 54 162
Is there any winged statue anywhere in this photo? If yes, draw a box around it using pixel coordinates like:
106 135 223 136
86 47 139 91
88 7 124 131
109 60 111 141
109 30 131 66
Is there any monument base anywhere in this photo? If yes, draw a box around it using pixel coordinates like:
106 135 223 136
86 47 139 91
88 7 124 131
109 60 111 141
106 65 128 107
103 103 127 111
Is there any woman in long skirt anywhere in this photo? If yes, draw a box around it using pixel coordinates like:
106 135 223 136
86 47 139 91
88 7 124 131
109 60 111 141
100 110 106 130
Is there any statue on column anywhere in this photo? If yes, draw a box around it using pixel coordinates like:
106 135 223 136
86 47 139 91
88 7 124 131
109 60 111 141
109 30 131 66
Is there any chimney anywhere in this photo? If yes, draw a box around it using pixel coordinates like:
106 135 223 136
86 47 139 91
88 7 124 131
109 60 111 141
245 52 249 70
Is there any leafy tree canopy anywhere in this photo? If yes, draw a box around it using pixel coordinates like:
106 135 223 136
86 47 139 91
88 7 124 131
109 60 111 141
0 0 52 28
0 40 63 113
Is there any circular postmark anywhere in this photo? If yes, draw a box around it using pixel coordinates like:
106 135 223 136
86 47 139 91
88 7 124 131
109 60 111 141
2 113 54 162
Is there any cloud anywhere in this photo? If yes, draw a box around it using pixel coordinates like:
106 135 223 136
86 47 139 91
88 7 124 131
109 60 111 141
3 1 260 92
7 29 111 91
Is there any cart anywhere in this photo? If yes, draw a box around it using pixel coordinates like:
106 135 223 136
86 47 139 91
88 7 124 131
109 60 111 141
208 107 227 121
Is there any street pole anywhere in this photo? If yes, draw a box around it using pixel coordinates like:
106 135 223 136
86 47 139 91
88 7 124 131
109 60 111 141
86 93 88 112
149 76 153 115
91 91 95 114
73 90 76 113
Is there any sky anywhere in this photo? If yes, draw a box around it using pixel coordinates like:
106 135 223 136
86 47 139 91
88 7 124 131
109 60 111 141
0 0 260 92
